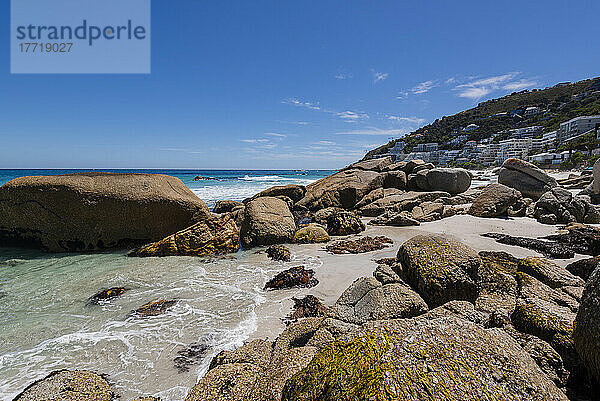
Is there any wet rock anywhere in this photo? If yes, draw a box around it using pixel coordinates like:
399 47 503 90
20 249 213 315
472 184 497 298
0 173 210 252
174 341 211 373
482 233 576 259
285 295 329 324
498 158 558 199
296 169 384 211
469 183 525 217
245 184 306 204
311 207 345 226
396 234 480 307
425 168 471 194
281 317 568 401
292 224 330 243
231 206 245 227
574 266 600 384
240 197 296 248
543 223 600 256
368 210 420 226
264 266 318 290
133 299 177 317
566 256 600 281
128 213 239 257
87 287 128 305
13 370 113 401
325 211 365 236
213 200 244 214
266 244 291 262
325 236 393 254
193 175 219 181
331 277 428 324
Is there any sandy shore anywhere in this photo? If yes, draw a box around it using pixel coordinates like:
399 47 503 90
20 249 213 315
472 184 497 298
249 214 586 342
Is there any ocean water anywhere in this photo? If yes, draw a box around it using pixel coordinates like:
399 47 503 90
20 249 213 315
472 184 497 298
0 169 332 209
0 169 331 400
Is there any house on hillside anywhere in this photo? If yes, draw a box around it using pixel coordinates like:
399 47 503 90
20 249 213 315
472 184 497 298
463 124 479 132
558 116 600 141
524 106 542 117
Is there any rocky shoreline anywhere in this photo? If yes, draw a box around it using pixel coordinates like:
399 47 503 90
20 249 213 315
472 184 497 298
3 157 600 400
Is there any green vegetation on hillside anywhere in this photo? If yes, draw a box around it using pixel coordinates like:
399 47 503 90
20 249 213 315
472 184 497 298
364 77 600 160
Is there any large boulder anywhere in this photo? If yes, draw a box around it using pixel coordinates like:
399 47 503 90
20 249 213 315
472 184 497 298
128 213 239 257
240 197 296 248
382 171 407 189
245 184 306 204
469 183 525 217
0 173 209 252
574 266 600 383
281 317 568 401
13 370 114 401
331 277 428 324
396 234 480 307
354 188 403 210
498 158 558 199
426 168 471 195
296 169 384 211
343 156 393 172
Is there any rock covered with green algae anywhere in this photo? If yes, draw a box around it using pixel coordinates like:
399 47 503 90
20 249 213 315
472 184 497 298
574 266 600 385
128 213 239 257
281 316 568 401
292 224 330 243
13 370 113 401
396 234 480 307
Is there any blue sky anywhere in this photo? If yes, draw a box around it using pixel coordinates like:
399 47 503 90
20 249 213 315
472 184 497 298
1 1 599 169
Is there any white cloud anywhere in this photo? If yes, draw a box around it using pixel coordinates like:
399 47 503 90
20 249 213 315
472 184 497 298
337 110 369 121
335 72 352 80
388 116 425 124
283 98 321 110
412 80 438 94
241 139 270 143
445 77 457 84
313 140 336 146
334 128 408 136
453 72 537 99
503 79 538 91
373 71 389 83
264 132 287 138
396 91 409 100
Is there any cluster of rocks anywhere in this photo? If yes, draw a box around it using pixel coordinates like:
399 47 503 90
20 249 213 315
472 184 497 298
178 233 600 400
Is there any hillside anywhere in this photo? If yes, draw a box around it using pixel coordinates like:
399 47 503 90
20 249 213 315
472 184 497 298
363 77 600 160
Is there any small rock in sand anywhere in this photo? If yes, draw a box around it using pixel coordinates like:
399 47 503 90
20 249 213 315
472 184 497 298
264 266 318 290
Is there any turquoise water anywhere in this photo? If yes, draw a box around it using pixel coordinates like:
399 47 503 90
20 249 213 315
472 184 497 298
0 169 333 209
0 169 329 400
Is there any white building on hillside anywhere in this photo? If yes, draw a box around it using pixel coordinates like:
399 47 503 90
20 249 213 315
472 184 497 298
524 106 542 117
559 116 600 140
496 138 532 164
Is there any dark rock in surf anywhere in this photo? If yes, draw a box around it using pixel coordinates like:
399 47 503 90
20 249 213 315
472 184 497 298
285 295 329 324
264 266 318 290
87 287 128 305
267 244 291 262
133 299 177 317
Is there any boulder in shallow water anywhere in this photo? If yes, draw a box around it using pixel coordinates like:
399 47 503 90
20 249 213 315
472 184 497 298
128 213 239 257
13 370 113 401
264 266 318 290
396 234 480 307
266 244 291 261
285 295 329 324
240 197 296 248
498 158 558 199
87 287 128 305
133 299 177 317
0 173 209 252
